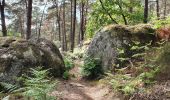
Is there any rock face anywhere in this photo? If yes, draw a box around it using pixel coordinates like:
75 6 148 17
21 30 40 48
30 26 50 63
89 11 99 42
86 24 156 72
0 37 65 85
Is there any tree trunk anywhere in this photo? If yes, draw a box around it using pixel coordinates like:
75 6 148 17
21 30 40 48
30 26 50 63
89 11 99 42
0 0 7 36
164 0 167 19
26 0 32 40
144 0 148 23
38 2 47 40
70 0 73 50
54 0 61 41
156 0 160 19
83 0 88 41
80 1 85 41
71 0 76 52
62 0 67 51
19 15 24 38
78 3 81 45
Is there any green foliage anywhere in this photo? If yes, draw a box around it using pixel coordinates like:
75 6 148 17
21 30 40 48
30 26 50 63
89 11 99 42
153 16 170 29
116 41 151 68
109 67 159 95
86 0 144 38
73 47 85 59
63 57 74 80
139 68 159 85
18 67 57 100
108 41 162 96
63 71 70 80
0 82 18 93
64 58 74 71
7 31 21 37
109 73 142 95
82 57 103 79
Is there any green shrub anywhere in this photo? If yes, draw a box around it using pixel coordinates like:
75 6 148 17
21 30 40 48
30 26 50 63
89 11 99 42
62 58 74 80
64 58 74 71
116 41 151 68
153 16 170 29
82 57 103 79
63 71 70 80
18 67 57 100
0 67 57 100
109 74 142 95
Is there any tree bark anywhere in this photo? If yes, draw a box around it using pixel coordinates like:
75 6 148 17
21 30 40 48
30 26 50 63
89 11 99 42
62 0 67 51
38 2 47 40
53 0 61 41
164 0 167 19
144 0 148 23
0 0 7 36
71 0 76 52
80 1 85 41
26 0 32 40
70 0 73 50
156 0 160 19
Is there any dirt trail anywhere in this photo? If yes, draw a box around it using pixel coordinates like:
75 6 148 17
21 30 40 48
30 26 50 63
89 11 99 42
51 60 118 100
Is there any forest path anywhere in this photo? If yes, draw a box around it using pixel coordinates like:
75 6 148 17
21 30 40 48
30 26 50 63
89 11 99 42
51 60 117 100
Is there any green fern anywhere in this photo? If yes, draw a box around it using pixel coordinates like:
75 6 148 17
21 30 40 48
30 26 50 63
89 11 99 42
13 67 58 100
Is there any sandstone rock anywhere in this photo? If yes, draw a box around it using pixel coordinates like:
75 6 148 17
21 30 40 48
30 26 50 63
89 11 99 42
86 24 156 72
0 37 65 85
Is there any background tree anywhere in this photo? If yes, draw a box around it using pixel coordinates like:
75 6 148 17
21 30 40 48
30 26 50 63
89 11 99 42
144 0 148 23
156 0 160 19
26 0 33 40
0 0 7 36
70 0 76 52
62 0 67 51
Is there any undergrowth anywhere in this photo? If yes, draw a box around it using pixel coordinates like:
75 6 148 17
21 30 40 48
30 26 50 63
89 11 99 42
102 40 163 97
81 57 103 79
63 57 74 80
0 67 57 100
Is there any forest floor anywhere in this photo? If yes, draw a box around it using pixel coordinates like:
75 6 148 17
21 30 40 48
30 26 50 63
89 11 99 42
51 60 118 100
50 59 170 100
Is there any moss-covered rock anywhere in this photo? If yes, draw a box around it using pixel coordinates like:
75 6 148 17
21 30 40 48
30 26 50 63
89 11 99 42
0 37 65 85
86 24 156 73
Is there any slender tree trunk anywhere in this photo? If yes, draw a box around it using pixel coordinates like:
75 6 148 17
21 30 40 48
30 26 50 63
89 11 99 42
84 0 88 41
62 0 67 51
156 0 160 19
54 0 61 41
80 1 85 41
144 0 148 23
0 0 7 36
70 0 73 50
19 15 24 38
38 2 47 40
71 0 76 52
164 0 167 19
58 7 61 41
78 3 81 45
26 0 32 40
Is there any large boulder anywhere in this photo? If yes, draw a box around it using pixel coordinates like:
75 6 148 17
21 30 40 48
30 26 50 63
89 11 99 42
86 24 156 72
0 37 65 85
